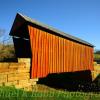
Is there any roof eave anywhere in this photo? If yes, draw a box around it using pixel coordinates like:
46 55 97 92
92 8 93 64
12 13 94 47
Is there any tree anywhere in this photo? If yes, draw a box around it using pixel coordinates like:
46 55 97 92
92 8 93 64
94 49 100 63
94 50 100 54
0 28 16 62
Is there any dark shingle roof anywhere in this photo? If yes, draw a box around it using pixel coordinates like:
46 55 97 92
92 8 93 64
10 13 94 47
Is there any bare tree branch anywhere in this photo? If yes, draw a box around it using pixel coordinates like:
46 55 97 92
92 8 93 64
0 29 5 37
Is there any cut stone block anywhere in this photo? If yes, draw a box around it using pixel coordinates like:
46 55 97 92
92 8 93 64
18 58 30 63
8 73 30 82
4 81 18 86
17 68 30 73
0 74 7 83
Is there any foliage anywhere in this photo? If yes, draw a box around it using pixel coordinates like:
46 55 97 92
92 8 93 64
94 54 100 60
94 54 100 64
0 44 16 62
94 50 100 54
94 50 100 63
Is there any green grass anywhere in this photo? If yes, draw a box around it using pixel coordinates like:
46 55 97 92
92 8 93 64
0 86 100 100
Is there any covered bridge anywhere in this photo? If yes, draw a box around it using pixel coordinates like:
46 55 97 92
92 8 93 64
9 13 94 79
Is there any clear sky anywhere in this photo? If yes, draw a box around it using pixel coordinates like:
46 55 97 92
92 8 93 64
0 0 100 49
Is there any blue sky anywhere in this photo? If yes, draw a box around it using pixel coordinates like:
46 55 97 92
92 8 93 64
0 0 100 49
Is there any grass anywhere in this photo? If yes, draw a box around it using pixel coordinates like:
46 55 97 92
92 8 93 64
0 85 100 100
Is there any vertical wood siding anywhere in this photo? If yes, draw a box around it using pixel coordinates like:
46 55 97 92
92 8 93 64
28 26 94 78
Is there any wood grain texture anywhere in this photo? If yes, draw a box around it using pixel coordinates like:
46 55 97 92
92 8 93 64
28 26 94 78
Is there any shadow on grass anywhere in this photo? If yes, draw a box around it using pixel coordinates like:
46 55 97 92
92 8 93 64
37 70 100 92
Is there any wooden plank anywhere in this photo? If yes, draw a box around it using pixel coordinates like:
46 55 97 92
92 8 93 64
46 32 49 75
60 37 63 72
52 34 55 73
42 30 45 77
85 46 87 70
71 41 74 72
38 30 42 77
34 28 38 78
72 42 75 71
63 39 66 72
35 28 39 77
91 48 94 70
49 34 52 73
45 31 49 76
78 44 81 70
47 33 50 74
75 43 78 71
28 26 34 78
56 36 59 72
72 41 74 71
61 38 64 72
65 39 68 72
58 37 61 72
37 29 41 77
83 45 86 70
88 47 91 70
28 25 94 78
81 45 83 70
52 35 54 73
48 33 50 73
68 40 71 71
